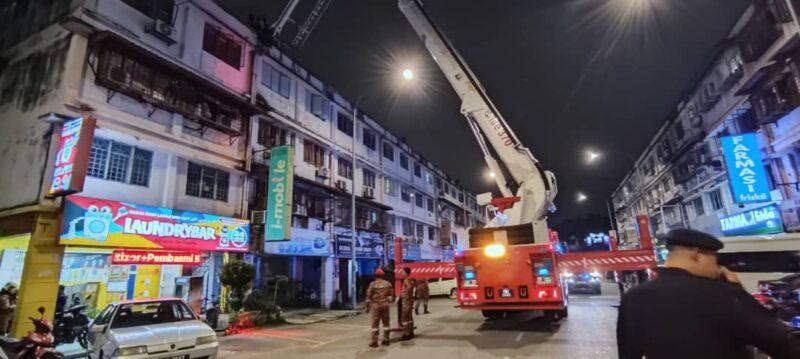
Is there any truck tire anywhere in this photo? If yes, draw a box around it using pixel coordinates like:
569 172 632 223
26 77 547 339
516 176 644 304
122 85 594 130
544 310 562 322
558 306 569 318
449 288 457 299
481 310 503 319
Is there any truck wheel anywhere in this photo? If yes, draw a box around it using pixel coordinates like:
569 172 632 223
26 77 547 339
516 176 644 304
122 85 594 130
449 288 457 298
558 307 569 318
481 310 502 319
543 310 560 322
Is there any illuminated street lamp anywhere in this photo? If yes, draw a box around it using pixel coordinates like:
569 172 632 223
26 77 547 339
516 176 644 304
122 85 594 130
577 192 588 203
402 68 414 81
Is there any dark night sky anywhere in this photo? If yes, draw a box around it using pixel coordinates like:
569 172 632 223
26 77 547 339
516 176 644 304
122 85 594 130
220 0 750 225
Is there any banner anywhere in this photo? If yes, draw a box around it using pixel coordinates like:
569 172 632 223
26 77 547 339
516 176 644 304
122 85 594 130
335 229 385 258
111 249 203 265
388 241 421 261
60 195 250 252
721 134 770 204
265 146 294 241
48 116 96 197
720 205 783 236
264 228 332 257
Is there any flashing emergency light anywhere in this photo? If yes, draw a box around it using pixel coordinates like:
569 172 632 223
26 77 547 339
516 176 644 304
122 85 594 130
537 267 550 276
464 271 476 280
484 244 506 258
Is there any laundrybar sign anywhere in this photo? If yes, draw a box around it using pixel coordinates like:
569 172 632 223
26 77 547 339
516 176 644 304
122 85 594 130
60 195 250 252
265 146 294 241
48 116 96 197
721 133 770 204
720 205 783 237
111 249 203 265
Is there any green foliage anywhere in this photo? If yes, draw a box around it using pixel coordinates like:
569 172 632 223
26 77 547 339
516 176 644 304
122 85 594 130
219 260 256 312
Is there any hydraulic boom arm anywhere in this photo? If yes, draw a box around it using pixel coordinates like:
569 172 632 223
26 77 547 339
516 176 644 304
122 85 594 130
398 0 557 240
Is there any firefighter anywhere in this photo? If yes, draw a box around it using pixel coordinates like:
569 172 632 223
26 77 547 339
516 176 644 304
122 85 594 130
414 279 430 315
366 268 394 347
399 267 415 340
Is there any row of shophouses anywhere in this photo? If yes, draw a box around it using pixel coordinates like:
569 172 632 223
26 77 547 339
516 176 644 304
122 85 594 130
612 1 800 262
0 0 481 333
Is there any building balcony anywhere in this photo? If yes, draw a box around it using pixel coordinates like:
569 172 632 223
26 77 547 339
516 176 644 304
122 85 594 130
666 128 705 163
697 89 721 113
752 74 800 125
738 7 783 63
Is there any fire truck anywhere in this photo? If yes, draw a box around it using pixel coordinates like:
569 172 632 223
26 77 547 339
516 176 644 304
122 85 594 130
396 0 657 320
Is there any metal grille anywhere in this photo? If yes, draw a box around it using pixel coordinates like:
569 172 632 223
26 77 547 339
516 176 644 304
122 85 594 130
87 138 110 178
186 162 229 202
107 142 132 182
186 162 202 197
130 149 152 186
215 171 229 202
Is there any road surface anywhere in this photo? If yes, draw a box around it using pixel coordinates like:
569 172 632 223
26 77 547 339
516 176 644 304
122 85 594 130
218 284 620 358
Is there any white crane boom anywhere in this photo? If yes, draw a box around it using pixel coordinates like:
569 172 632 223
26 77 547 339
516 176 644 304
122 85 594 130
398 0 557 242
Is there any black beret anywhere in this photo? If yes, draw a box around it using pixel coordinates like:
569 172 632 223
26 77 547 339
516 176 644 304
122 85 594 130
661 228 724 251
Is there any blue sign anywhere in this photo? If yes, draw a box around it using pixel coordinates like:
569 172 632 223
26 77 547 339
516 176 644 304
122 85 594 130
264 228 331 257
720 205 783 237
334 229 385 258
387 242 421 261
721 134 770 204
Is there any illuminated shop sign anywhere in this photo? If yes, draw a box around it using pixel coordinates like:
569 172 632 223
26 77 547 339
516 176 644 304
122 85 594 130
60 195 249 252
264 228 332 257
721 134 770 204
48 116 96 197
720 205 783 237
265 146 294 241
111 249 203 265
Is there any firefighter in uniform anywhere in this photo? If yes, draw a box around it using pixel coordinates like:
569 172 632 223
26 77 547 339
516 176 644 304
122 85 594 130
366 268 394 347
399 267 415 340
414 278 430 315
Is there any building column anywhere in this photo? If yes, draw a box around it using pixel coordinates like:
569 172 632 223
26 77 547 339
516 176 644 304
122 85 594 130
12 210 64 338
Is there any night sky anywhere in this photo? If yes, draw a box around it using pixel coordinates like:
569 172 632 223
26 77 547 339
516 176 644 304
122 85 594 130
220 0 750 225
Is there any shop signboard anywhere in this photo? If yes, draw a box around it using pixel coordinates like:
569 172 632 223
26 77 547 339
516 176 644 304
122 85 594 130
335 230 385 259
420 243 440 260
388 241 421 261
60 195 250 252
721 134 770 204
264 228 332 257
48 116 96 197
110 249 203 265
720 205 783 237
265 146 295 241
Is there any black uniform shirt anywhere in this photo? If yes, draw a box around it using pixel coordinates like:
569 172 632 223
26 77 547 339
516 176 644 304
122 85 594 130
617 268 800 359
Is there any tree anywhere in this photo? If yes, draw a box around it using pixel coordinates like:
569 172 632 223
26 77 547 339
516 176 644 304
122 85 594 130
219 260 256 312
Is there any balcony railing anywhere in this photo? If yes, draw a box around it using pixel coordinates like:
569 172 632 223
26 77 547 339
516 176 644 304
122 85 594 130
666 128 705 163
753 74 800 124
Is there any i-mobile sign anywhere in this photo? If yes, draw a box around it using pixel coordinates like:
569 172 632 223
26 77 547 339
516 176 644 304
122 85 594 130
48 116 96 197
721 133 770 204
265 146 294 241
111 249 203 265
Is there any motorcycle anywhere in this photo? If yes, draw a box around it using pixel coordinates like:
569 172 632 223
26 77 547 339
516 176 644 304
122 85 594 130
53 304 89 349
0 307 63 359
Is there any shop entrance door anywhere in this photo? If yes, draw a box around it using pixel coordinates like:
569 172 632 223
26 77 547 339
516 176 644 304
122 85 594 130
298 258 321 307
338 259 350 306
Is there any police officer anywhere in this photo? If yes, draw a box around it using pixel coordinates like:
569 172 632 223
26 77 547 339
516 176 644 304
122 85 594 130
617 228 800 359
399 267 415 341
366 268 394 347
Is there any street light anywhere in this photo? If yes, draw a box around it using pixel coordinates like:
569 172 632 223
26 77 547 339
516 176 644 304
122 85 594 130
586 150 601 164
402 68 414 81
577 192 588 203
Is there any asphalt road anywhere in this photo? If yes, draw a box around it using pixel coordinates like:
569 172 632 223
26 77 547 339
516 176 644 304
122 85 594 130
218 283 621 358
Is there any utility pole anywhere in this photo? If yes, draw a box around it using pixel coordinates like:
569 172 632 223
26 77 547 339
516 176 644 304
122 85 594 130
350 106 358 310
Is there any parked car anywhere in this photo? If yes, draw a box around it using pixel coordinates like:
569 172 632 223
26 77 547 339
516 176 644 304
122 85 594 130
565 272 602 295
427 278 458 298
87 298 218 359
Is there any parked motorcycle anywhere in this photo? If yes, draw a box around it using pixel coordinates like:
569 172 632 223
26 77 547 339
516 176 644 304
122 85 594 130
0 307 63 359
53 304 89 349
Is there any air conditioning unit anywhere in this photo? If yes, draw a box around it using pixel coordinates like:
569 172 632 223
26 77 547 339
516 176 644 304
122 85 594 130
146 19 176 45
251 210 266 224
335 180 348 191
363 187 374 198
315 167 329 178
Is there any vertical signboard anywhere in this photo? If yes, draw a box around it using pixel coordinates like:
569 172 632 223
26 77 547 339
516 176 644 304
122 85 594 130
721 133 770 204
48 116 96 197
265 146 294 241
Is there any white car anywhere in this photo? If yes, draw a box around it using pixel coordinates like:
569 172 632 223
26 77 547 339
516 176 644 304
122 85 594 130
87 298 218 359
427 278 458 298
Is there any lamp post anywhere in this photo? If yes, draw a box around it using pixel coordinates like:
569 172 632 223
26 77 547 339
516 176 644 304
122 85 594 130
350 105 358 311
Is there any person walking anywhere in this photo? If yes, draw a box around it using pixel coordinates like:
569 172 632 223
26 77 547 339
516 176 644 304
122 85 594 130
0 284 18 336
365 268 394 348
399 268 415 341
414 279 430 315
617 228 800 359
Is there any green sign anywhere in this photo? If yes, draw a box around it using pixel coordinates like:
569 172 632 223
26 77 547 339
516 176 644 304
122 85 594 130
265 146 294 241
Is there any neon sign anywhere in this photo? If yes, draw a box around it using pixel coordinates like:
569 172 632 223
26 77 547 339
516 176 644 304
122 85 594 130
721 134 770 204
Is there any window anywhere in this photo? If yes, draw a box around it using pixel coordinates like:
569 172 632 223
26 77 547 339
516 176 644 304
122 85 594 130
427 197 434 212
424 171 433 185
203 25 242 69
88 138 152 187
401 187 411 202
708 189 724 211
305 90 330 120
459 192 465 203
400 154 409 169
121 0 174 23
402 219 414 236
186 162 230 202
415 193 424 208
416 223 425 238
257 122 287 148
363 129 376 150
337 112 353 136
363 169 376 188
689 197 705 217
384 177 397 197
428 227 436 242
673 124 685 141
111 301 195 329
338 157 353 179
383 142 394 161
414 163 421 177
261 62 291 98
436 178 442 189
303 140 325 167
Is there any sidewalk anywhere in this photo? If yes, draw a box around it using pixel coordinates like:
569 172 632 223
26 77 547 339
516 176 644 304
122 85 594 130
282 305 364 325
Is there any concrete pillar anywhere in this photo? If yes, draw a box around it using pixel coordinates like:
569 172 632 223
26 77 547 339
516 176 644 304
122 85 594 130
12 211 64 338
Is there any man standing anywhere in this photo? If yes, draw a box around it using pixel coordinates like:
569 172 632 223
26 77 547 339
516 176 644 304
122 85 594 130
0 284 18 336
399 267 415 341
414 279 430 315
617 228 800 358
366 268 394 348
